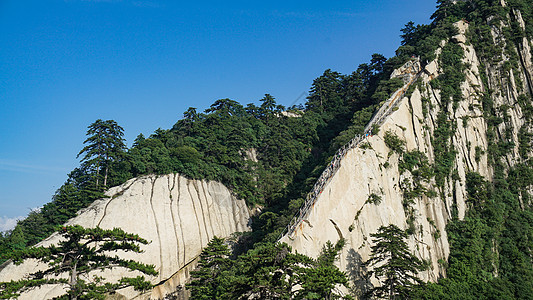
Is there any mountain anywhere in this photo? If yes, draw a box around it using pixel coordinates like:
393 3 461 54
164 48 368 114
281 20 483 292
0 175 251 299
280 1 533 297
1 0 533 299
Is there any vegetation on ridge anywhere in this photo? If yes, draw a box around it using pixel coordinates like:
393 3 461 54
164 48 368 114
1 0 533 299
0 48 404 256
187 237 351 299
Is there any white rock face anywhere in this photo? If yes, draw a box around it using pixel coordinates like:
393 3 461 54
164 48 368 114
0 174 251 299
281 89 453 288
282 19 533 298
3 13 532 300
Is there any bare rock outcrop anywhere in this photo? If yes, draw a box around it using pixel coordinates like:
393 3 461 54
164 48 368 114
0 174 251 299
281 18 532 298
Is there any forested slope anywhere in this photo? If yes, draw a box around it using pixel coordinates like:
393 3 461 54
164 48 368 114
0 47 405 258
282 0 533 299
1 0 533 299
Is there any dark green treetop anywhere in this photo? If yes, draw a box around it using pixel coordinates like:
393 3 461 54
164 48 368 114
0 225 157 300
77 119 126 188
188 237 351 299
366 224 425 300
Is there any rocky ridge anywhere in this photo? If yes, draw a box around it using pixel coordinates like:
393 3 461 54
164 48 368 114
2 4 532 299
281 15 533 297
0 174 251 299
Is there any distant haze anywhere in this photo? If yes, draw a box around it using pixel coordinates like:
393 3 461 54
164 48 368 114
0 216 23 233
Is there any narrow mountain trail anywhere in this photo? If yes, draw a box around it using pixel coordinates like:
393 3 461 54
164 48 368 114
280 58 422 240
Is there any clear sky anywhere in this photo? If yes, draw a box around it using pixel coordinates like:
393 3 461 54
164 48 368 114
0 0 437 231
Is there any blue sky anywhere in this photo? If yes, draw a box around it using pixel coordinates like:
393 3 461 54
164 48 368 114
0 0 437 230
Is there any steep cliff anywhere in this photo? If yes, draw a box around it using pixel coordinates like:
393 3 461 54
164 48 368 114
2 1 532 299
281 6 533 296
0 174 251 299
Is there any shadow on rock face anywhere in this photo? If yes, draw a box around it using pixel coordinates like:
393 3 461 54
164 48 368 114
346 248 373 299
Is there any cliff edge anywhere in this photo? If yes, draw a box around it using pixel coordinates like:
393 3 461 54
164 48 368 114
0 174 251 299
282 15 533 297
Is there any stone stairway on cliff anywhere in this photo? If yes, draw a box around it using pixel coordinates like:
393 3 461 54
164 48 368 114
279 58 423 240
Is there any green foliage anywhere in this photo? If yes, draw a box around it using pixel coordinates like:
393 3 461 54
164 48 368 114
432 112 456 188
187 238 350 299
367 193 383 205
405 78 421 98
331 106 376 150
232 242 307 298
474 146 484 162
436 43 465 105
413 167 533 299
426 40 465 189
2 47 395 263
383 130 405 154
0 225 157 299
0 279 67 299
77 119 126 189
371 78 405 103
396 15 457 64
187 236 233 299
306 69 347 117
398 150 434 210
366 224 426 299
406 3 533 299
399 151 432 179
401 21 429 48
518 124 533 158
296 239 350 300
5 2 533 299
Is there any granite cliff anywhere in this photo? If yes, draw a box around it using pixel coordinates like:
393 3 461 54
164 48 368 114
0 174 251 299
2 1 532 299
281 7 533 296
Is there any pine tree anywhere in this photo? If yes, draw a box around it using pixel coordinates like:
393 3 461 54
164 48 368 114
366 224 425 300
235 242 306 299
295 238 351 300
0 225 157 300
187 236 233 299
258 94 284 120
306 69 344 114
77 119 126 188
181 107 200 135
187 237 353 299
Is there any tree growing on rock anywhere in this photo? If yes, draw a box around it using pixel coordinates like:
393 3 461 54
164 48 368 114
187 237 352 299
187 236 233 300
78 119 126 188
0 225 157 300
366 224 426 299
295 238 351 300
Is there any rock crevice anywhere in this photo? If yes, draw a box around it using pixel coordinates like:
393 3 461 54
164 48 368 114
0 174 251 299
281 19 532 295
